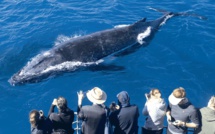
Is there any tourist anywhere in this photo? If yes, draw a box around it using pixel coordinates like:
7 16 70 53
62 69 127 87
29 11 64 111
166 87 199 134
109 91 139 134
77 87 107 134
142 88 167 134
48 96 74 134
29 109 52 134
195 96 215 134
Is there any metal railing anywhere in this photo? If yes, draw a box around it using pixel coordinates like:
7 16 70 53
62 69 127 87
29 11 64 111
72 112 81 134
72 112 195 134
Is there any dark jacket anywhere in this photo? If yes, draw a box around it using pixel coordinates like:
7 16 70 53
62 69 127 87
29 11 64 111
48 105 74 134
31 116 52 134
77 104 106 134
109 91 139 134
109 105 139 134
167 98 199 134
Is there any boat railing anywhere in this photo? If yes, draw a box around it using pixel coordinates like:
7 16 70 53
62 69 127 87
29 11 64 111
72 112 81 134
72 112 196 134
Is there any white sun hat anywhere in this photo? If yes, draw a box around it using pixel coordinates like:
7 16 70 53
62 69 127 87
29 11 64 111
168 93 184 105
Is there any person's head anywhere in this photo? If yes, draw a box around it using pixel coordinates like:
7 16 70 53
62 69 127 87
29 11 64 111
57 96 67 112
150 88 161 99
117 91 130 107
168 87 186 105
86 87 107 104
207 96 215 110
29 110 40 127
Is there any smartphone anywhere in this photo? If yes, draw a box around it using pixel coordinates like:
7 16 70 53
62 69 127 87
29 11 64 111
145 93 151 99
172 121 179 125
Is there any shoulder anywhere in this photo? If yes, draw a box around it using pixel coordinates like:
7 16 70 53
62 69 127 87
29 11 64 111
80 105 97 112
124 104 139 111
49 112 59 119
187 104 199 114
81 105 93 109
50 112 58 116
133 105 139 110
130 104 138 108
160 98 167 104
188 104 196 110
110 109 120 117
200 107 210 113
67 108 74 113
132 104 139 110
200 106 208 110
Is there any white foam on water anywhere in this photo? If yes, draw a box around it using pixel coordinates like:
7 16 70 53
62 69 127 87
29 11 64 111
137 26 152 44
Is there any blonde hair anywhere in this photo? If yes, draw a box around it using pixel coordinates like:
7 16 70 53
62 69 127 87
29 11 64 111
208 96 215 109
151 88 160 96
173 87 186 98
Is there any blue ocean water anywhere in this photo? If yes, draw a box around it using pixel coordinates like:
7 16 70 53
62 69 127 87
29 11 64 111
0 0 215 133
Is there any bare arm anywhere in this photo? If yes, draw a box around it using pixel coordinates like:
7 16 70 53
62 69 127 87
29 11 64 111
185 122 198 128
166 110 171 122
175 121 198 128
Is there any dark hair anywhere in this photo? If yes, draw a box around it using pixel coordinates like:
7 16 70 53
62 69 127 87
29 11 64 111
29 110 40 127
57 96 67 112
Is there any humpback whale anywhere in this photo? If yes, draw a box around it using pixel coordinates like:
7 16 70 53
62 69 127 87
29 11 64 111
9 9 206 86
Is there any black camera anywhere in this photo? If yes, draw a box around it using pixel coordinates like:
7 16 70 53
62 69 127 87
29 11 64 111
39 110 44 117
109 102 118 111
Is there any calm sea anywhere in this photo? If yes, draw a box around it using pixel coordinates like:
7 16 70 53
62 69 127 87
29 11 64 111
0 0 215 133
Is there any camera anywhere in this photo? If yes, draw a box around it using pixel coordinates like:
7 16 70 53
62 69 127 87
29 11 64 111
172 120 179 125
109 102 119 111
39 110 44 116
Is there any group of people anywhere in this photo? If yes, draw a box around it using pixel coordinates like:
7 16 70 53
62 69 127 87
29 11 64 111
29 87 215 134
142 87 215 134
29 96 75 134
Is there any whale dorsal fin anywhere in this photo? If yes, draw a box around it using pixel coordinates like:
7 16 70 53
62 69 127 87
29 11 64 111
132 18 147 26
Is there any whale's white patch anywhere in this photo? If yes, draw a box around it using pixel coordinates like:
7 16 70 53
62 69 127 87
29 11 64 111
19 50 53 76
114 24 130 28
41 61 82 73
43 51 51 56
41 60 103 74
19 48 104 77
20 58 104 77
54 34 82 46
137 26 152 44
160 14 174 26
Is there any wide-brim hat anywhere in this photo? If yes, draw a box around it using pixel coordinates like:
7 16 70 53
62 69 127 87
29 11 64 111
86 87 107 104
168 93 184 105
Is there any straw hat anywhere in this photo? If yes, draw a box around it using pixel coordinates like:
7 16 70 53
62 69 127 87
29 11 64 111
86 87 107 104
